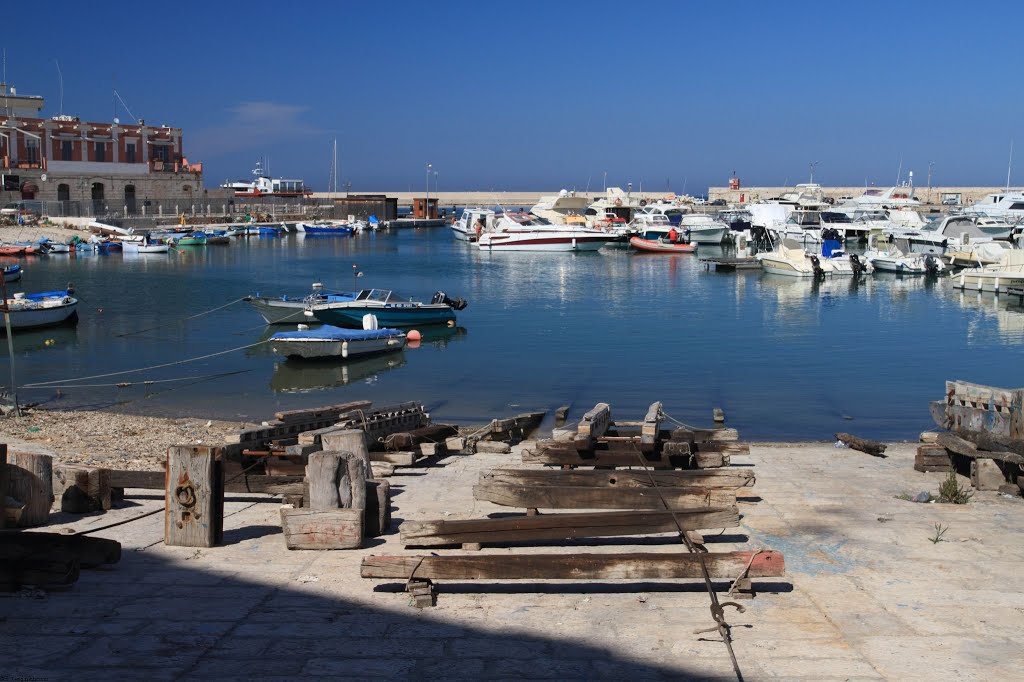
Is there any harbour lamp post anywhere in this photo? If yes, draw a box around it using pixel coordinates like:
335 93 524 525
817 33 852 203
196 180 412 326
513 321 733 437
603 170 607 192
352 263 363 292
425 163 432 219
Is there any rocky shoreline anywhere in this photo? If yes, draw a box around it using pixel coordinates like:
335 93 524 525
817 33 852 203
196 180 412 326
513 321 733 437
0 406 246 470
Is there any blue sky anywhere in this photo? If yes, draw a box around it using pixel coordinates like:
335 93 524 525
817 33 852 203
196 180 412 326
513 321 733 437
7 1 1024 192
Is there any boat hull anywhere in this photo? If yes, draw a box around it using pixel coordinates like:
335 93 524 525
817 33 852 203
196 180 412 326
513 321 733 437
5 301 79 330
312 304 456 328
953 271 1024 293
451 226 477 242
684 227 729 245
271 332 406 360
3 266 22 282
628 237 697 253
478 233 609 252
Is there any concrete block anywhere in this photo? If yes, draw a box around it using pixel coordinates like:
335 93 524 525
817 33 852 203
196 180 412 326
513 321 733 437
475 441 511 454
971 459 1005 491
445 436 466 453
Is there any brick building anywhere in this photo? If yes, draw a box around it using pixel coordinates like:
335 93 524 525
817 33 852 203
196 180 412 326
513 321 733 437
0 83 231 216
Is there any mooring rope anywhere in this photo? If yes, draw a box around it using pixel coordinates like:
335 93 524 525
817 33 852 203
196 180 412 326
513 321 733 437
26 369 253 390
23 341 268 388
113 296 247 338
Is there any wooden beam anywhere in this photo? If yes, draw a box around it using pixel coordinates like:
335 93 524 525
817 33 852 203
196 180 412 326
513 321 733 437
382 424 458 451
522 441 749 468
575 403 611 450
7 452 53 528
280 508 363 550
274 401 373 425
936 433 1024 465
361 550 785 580
473 481 736 510
0 531 121 568
400 508 739 547
641 402 662 452
108 470 305 496
480 469 755 489
835 433 887 457
165 446 223 548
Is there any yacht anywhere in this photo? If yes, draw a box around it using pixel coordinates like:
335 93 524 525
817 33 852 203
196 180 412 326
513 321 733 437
678 214 730 244
478 212 611 252
583 187 648 228
529 190 591 224
885 214 1013 255
221 160 312 198
952 249 1024 293
756 239 871 278
836 186 920 211
634 201 692 226
961 191 1024 223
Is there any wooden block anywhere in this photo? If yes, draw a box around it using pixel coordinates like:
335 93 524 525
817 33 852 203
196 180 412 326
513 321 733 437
475 441 511 454
365 479 391 538
694 452 727 469
575 403 611 450
400 508 740 547
551 427 575 443
971 459 1005 491
0 532 121 568
914 444 952 473
319 429 372 472
165 446 223 548
382 425 458 452
7 452 53 528
919 431 941 444
713 407 725 423
420 441 447 457
641 402 662 452
445 437 466 453
371 463 395 478
370 451 418 466
285 443 321 458
555 405 570 423
361 550 786 580
480 468 755 489
280 507 363 549
307 451 366 510
473 481 735 510
52 465 111 514
0 444 8 529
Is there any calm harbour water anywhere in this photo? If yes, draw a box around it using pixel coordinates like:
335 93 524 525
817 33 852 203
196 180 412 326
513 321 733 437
6 229 1024 440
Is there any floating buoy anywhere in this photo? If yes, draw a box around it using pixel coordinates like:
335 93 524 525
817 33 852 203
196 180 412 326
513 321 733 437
447 320 455 328
407 330 422 342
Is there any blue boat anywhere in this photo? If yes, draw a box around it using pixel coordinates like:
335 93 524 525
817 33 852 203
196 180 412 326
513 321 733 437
3 264 22 283
298 221 355 235
258 226 284 236
270 325 406 360
310 288 467 328
245 288 356 324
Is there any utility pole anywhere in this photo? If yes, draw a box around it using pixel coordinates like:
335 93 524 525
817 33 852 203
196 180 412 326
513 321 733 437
425 162 432 219
927 161 934 204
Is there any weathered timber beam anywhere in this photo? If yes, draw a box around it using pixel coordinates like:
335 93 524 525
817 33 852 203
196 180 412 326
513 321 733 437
664 427 740 443
575 403 611 450
400 507 740 547
108 470 305 496
473 482 736 510
361 550 785 580
0 532 121 568
480 469 755 489
382 425 459 451
935 433 1024 465
273 400 373 424
641 402 663 452
835 433 887 457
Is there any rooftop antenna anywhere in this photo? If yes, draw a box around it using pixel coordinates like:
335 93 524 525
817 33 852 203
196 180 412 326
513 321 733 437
55 59 64 116
113 90 139 123
1006 140 1013 191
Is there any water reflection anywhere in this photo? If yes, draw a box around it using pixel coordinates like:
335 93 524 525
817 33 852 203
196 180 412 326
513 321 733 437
11 326 78 355
945 288 1024 345
271 352 406 393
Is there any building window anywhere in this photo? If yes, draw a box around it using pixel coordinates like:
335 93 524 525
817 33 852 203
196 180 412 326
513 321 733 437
95 142 106 162
126 142 136 163
26 138 39 165
62 141 73 161
152 145 169 163
57 183 70 202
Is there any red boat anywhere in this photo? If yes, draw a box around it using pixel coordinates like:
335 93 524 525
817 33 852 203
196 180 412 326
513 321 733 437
629 236 697 253
0 246 27 256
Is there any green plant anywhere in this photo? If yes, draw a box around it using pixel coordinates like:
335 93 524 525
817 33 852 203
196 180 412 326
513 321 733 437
929 523 949 544
938 470 973 504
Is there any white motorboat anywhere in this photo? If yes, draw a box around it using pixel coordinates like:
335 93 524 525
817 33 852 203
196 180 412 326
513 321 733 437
756 239 871 278
885 214 1013 255
945 241 1015 267
452 208 497 242
2 289 79 330
678 215 729 244
529 190 591 224
120 235 170 254
961 191 1024 223
87 221 134 237
478 213 610 252
862 237 944 275
952 249 1024 293
270 324 406 360
835 186 920 211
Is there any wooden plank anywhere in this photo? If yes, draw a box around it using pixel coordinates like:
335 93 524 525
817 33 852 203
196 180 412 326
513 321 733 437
0 532 121 568
0 444 8 529
108 469 304 496
361 550 785 580
369 451 419 466
365 479 391 538
382 425 458 451
8 452 53 528
835 433 887 457
936 433 1024 465
480 469 755 489
473 481 736 510
280 508 363 550
666 427 740 443
274 400 372 425
165 446 223 548
523 446 678 469
575 403 611 450
52 465 111 513
400 507 740 547
641 402 662 453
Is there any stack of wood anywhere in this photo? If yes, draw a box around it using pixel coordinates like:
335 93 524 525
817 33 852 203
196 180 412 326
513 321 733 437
362 402 784 606
923 380 1024 494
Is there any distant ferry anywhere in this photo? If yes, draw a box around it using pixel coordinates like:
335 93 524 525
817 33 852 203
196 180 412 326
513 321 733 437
221 160 312 198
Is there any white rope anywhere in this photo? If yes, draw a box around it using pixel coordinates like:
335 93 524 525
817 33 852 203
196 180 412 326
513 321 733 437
23 369 253 390
23 341 268 388
114 297 246 338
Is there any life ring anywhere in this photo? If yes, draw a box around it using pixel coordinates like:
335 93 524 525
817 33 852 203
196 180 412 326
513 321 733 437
614 198 622 207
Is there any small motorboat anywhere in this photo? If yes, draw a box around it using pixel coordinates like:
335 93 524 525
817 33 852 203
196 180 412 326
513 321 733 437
952 249 1024 293
2 288 79 330
3 264 22 282
297 221 355 235
756 239 871 279
310 288 467 328
629 220 697 253
0 246 26 256
862 237 944 275
270 324 406 360
176 232 208 246
37 238 70 254
629 236 697 253
245 285 357 324
121 235 171 254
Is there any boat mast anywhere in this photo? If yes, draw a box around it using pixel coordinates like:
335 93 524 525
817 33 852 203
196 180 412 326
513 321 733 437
1006 140 1013 191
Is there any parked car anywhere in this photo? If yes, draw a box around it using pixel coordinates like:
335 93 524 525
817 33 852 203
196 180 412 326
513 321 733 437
709 198 727 206
1 200 43 217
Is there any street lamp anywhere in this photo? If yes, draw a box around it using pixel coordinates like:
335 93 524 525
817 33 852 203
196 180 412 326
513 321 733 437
425 163 432 219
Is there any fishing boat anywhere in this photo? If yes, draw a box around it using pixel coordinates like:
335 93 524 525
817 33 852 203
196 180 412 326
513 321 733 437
756 239 871 278
1 288 79 330
245 287 357 325
0 246 26 256
176 232 208 246
309 289 466 328
296 221 354 235
121 235 171 254
270 324 406 360
3 265 22 282
952 249 1024 293
37 238 70 254
478 213 610 252
862 237 944 275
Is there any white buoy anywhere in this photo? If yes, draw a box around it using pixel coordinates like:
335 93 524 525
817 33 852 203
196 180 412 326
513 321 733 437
297 323 309 331
341 341 349 358
312 282 323 290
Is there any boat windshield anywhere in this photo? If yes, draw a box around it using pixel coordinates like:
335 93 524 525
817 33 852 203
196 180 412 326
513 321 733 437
921 218 942 232
355 289 409 303
509 214 552 226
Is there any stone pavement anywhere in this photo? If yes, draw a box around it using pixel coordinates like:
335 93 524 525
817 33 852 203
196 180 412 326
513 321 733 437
2 442 1021 680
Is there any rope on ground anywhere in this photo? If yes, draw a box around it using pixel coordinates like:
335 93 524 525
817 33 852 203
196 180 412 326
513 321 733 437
629 438 746 682
24 369 253 390
75 508 164 536
22 340 269 388
113 296 247 338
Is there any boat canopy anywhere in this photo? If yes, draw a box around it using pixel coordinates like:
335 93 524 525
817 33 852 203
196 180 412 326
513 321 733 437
271 326 404 342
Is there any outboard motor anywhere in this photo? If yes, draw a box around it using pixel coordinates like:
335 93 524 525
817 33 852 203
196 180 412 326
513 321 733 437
924 254 940 277
849 253 864 279
432 291 468 311
809 255 825 282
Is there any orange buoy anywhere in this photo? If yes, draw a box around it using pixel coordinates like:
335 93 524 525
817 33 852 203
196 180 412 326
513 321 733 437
406 330 422 342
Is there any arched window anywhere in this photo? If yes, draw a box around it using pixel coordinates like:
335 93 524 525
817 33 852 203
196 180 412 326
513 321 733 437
57 183 70 202
124 185 137 214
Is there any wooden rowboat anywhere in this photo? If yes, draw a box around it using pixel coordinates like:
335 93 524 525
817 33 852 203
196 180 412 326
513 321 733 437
629 237 697 253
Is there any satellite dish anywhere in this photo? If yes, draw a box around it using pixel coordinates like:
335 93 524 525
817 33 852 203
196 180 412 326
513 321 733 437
40 173 47 182
113 117 120 124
